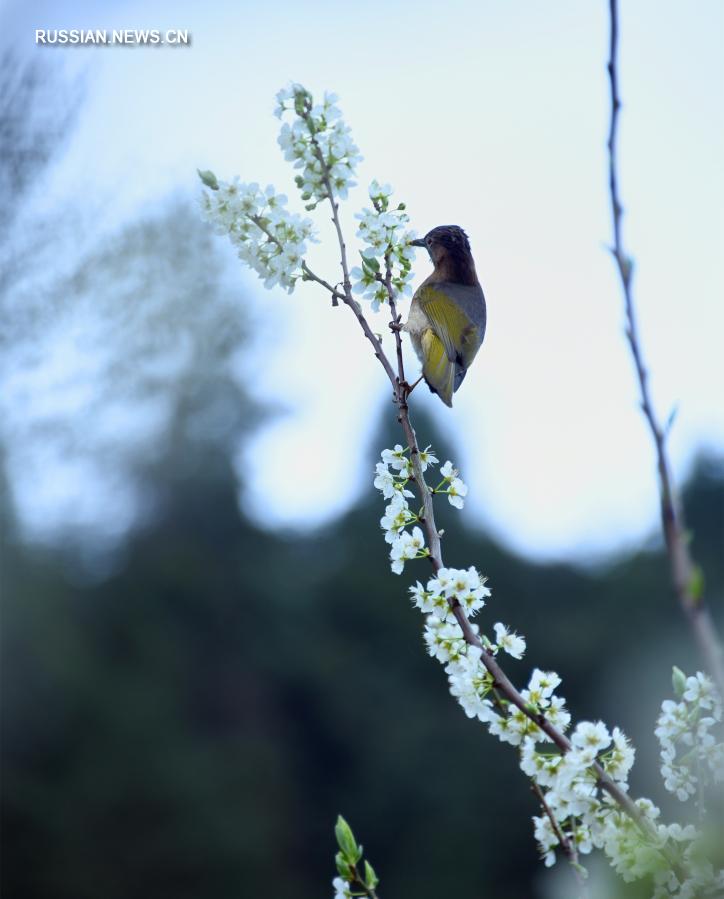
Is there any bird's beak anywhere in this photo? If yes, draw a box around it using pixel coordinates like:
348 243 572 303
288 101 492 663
409 238 426 247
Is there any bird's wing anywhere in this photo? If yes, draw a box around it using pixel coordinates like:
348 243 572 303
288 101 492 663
420 328 455 407
416 284 483 369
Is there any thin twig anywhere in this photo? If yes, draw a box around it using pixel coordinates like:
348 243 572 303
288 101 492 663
301 262 346 305
606 0 724 697
531 781 589 898
350 865 380 899
300 100 353 300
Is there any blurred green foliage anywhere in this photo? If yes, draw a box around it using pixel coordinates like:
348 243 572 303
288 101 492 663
2 410 722 898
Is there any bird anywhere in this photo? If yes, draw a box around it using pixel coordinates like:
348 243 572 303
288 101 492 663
403 225 487 407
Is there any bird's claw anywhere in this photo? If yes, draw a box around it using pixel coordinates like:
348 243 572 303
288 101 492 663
398 375 423 402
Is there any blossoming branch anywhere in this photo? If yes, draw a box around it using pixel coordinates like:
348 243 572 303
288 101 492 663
199 82 723 899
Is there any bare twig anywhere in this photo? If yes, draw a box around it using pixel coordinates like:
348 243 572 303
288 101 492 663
301 262 346 305
606 0 724 696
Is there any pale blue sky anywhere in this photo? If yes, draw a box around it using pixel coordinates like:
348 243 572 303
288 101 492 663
3 0 723 559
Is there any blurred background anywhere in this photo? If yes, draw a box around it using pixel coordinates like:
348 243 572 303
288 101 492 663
1 1 723 897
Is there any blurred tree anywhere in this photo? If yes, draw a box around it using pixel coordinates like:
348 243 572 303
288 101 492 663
1 52 254 553
1 198 255 553
0 51 80 237
0 51 82 301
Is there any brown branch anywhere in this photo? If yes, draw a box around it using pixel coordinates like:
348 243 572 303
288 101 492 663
606 0 724 697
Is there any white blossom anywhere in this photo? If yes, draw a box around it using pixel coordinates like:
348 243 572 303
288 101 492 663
655 669 723 802
275 84 361 206
351 181 416 309
199 179 315 292
381 444 407 470
533 814 561 867
603 727 636 784
545 695 572 734
380 492 413 544
332 876 352 899
425 566 490 618
526 669 563 706
389 526 426 575
572 721 612 754
373 459 413 501
436 460 468 509
683 672 717 710
446 645 491 719
423 616 468 664
493 622 526 659
520 739 562 787
447 477 468 509
418 445 439 471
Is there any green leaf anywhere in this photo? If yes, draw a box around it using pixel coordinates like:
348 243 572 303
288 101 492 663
364 860 379 889
335 851 353 879
294 93 307 116
672 666 687 698
197 169 219 190
688 565 705 603
335 815 360 863
361 253 380 273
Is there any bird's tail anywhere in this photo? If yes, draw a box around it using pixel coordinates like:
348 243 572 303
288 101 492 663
421 329 455 407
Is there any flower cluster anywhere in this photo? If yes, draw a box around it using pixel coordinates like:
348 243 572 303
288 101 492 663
516 672 724 896
435 460 468 509
372 451 724 897
517 686 723 897
276 84 362 208
655 669 723 802
400 513 718 897
350 181 417 310
526 721 634 867
374 444 432 574
411 566 491 621
374 445 470 574
199 174 315 292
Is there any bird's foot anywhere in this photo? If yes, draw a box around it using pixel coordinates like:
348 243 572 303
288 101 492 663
388 316 404 333
399 375 423 402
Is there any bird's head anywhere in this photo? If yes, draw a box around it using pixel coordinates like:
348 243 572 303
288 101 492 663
411 226 477 285
411 225 472 265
